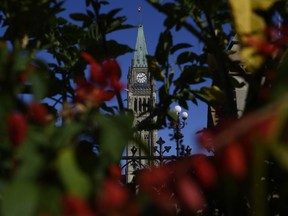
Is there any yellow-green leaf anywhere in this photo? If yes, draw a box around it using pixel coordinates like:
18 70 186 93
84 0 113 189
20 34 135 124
228 0 252 34
241 46 265 72
2 181 39 216
229 0 276 34
228 0 277 72
252 0 277 10
57 147 91 197
147 55 165 81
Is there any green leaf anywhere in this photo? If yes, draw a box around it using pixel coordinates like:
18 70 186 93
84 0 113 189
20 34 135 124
179 98 189 110
57 147 91 197
162 3 179 14
70 13 90 22
97 113 134 163
12 52 29 73
16 146 44 180
155 30 173 65
194 85 224 104
107 19 134 33
176 51 198 65
83 39 133 59
106 40 133 57
38 187 61 216
2 181 39 216
167 109 178 122
158 84 172 105
147 55 164 81
53 122 83 148
28 70 48 100
174 65 206 87
170 43 192 54
107 8 122 19
99 1 109 5
61 24 84 43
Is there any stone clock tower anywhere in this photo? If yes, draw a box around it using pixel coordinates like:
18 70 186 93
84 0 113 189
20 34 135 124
125 24 157 183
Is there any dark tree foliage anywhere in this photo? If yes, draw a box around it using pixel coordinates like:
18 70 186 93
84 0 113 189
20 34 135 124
0 0 288 215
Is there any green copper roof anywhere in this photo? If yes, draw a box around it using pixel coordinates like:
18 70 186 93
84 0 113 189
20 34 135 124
133 25 148 67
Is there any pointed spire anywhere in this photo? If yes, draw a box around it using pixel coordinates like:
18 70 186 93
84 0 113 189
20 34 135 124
133 25 148 68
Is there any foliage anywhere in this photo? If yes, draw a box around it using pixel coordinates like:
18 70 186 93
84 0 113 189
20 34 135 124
145 0 288 215
0 0 135 215
1 0 288 216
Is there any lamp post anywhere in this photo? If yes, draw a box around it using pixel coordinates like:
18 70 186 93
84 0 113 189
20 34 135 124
121 105 190 182
170 105 188 157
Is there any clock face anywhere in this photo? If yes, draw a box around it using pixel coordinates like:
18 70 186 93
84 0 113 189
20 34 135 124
136 72 147 83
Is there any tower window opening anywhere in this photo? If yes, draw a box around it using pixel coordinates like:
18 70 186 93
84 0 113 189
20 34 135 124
134 98 138 113
143 98 146 111
139 98 142 112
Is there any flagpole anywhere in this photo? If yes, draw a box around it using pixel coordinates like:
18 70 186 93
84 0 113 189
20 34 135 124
138 5 142 25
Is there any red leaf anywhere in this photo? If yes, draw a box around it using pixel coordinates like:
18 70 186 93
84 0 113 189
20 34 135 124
197 129 215 152
191 155 217 188
62 194 96 216
255 114 278 140
81 52 106 86
101 59 121 80
245 36 279 56
81 52 97 65
176 177 205 212
110 76 124 92
222 142 246 179
90 63 106 86
137 165 170 191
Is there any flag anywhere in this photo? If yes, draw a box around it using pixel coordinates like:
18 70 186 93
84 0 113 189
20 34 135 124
138 6 141 12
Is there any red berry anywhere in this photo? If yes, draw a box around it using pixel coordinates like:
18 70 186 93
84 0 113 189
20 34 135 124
62 194 94 216
7 112 27 146
98 179 128 210
108 165 122 179
28 102 49 124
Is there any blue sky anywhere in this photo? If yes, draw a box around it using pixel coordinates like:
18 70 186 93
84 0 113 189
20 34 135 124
61 0 209 154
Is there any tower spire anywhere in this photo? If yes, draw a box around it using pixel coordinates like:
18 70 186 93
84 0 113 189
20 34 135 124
125 6 157 183
133 24 148 68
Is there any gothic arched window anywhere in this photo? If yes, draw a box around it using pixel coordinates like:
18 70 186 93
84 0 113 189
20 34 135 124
134 98 138 112
139 98 142 112
143 98 146 111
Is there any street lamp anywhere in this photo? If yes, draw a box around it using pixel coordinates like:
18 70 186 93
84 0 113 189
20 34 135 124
170 105 189 157
121 105 190 183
